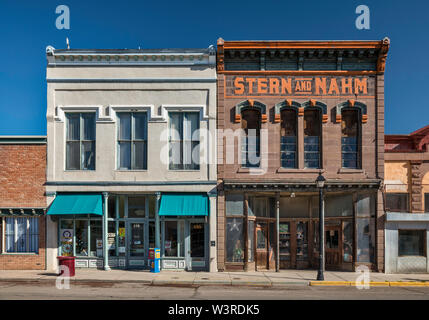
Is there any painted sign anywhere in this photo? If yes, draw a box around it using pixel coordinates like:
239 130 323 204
60 229 73 256
226 75 374 98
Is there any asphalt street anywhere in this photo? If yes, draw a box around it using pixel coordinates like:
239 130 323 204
0 281 429 300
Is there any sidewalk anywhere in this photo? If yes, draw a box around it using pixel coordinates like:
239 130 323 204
2 269 429 287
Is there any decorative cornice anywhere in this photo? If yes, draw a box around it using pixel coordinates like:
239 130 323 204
46 46 216 67
376 37 390 74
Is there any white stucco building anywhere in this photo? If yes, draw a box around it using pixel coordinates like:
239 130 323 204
45 45 217 272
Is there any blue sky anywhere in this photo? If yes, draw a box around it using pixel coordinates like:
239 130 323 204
0 0 427 135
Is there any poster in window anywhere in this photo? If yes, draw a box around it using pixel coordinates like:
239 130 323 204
60 229 73 256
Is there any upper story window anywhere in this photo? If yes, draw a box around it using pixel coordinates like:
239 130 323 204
66 113 95 170
280 109 297 169
304 109 321 169
169 112 200 170
117 112 147 170
342 109 360 169
241 109 260 168
4 217 39 253
386 193 409 212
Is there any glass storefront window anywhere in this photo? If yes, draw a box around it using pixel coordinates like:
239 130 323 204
60 220 74 257
118 221 126 257
356 217 375 263
326 194 353 217
249 197 268 217
148 195 156 219
226 194 244 216
149 221 155 249
129 222 144 257
357 194 376 217
90 220 102 257
118 196 125 218
296 221 308 260
108 197 115 218
226 218 244 262
165 221 178 257
128 196 146 218
279 197 309 218
343 221 353 263
399 230 426 256
190 223 205 258
279 222 291 258
248 221 254 262
75 220 88 256
108 221 116 257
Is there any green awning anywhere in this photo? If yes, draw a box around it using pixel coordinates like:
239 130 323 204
47 194 103 216
159 193 209 216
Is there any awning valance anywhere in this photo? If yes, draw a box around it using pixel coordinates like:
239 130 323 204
47 194 103 216
159 193 209 216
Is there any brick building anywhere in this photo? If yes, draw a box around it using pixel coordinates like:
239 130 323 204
0 136 47 270
216 38 389 272
385 125 429 273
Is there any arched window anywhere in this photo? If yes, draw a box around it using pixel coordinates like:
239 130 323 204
280 109 297 168
304 109 321 168
241 109 260 168
341 109 360 168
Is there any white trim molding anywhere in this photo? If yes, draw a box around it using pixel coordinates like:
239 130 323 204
161 105 209 121
55 105 108 122
108 105 163 122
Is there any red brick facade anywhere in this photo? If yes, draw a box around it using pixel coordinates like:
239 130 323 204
0 140 47 270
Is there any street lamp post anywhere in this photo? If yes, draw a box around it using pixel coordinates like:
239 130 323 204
316 172 326 281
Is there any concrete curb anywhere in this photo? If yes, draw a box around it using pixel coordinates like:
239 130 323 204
2 277 429 288
310 281 429 287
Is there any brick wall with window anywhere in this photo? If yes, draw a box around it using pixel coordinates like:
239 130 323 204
0 141 46 270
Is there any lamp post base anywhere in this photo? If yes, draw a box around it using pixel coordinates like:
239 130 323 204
316 270 324 281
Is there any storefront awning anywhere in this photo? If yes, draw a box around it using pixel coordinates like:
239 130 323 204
47 194 103 216
159 193 209 216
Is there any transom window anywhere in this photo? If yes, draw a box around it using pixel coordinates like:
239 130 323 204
341 109 360 169
66 113 96 170
304 109 321 169
4 217 39 253
169 112 200 170
241 109 260 168
280 109 297 168
386 193 409 212
117 112 147 170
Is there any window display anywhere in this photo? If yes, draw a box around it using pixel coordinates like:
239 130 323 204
226 218 244 262
75 220 88 256
296 221 308 260
399 230 426 256
279 222 290 260
164 221 178 257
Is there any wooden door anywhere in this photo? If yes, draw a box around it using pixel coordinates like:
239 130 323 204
325 225 342 269
255 222 269 270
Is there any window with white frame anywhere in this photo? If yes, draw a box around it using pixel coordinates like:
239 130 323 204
4 217 39 253
168 112 200 170
66 113 96 170
117 112 147 170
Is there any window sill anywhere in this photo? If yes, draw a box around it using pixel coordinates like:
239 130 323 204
167 169 200 172
115 169 148 172
237 167 264 173
337 168 365 174
0 252 38 255
276 168 325 173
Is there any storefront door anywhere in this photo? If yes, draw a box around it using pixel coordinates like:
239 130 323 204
127 221 145 268
256 222 269 270
325 225 342 269
188 222 206 271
